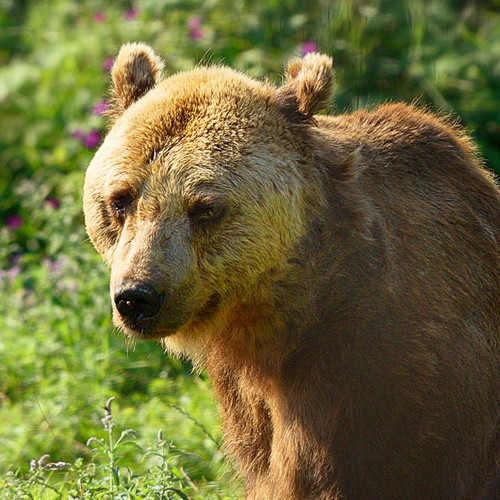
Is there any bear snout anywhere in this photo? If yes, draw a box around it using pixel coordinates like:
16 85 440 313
114 280 165 326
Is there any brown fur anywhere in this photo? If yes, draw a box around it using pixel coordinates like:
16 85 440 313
84 44 500 499
110 42 164 118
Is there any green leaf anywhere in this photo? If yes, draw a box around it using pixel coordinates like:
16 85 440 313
165 487 190 500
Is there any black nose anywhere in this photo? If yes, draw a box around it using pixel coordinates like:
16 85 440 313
114 281 164 324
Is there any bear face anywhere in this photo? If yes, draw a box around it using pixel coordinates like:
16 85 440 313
84 44 332 344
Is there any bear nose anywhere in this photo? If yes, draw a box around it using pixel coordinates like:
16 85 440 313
114 281 164 324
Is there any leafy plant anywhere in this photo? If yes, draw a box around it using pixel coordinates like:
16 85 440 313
0 397 235 499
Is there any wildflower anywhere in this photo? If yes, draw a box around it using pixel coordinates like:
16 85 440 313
45 197 60 209
72 129 100 149
45 461 70 471
84 130 100 149
38 455 50 468
125 8 139 20
7 266 20 279
301 40 318 56
102 397 115 431
188 15 204 41
6 215 22 229
31 454 69 471
191 28 204 41
71 129 85 140
102 57 114 72
188 15 201 31
50 260 63 273
0 263 20 281
43 258 63 273
92 100 109 116
93 12 106 23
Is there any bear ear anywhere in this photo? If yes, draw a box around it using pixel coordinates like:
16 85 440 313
276 53 334 121
109 42 164 117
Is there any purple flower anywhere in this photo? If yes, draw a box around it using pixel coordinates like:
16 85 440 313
92 100 109 116
190 28 204 41
45 198 60 210
0 265 21 281
188 15 202 31
71 129 85 140
43 258 63 273
102 57 114 72
94 12 106 23
72 129 101 148
8 266 20 279
125 8 139 20
301 41 318 56
6 215 22 229
84 130 100 149
188 16 204 41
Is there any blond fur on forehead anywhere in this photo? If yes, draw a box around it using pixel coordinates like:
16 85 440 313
110 42 164 117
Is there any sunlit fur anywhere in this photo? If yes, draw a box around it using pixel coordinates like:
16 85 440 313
84 44 500 499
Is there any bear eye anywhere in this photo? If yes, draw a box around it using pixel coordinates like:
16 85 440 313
110 192 134 222
188 199 225 227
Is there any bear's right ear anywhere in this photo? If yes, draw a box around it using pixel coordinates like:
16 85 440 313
109 42 164 118
276 53 334 122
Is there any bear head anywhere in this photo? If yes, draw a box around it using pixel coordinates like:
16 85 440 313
83 43 334 354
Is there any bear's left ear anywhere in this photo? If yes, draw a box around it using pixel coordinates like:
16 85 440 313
276 53 334 122
110 42 164 117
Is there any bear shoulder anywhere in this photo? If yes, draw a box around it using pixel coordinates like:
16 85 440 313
316 102 476 157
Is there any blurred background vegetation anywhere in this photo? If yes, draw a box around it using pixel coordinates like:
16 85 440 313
1 0 499 497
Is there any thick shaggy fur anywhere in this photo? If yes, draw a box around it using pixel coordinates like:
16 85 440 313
84 44 500 499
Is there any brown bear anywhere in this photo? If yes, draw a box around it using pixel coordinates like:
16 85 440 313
83 43 500 499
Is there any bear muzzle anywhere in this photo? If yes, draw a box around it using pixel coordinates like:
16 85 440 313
114 280 165 327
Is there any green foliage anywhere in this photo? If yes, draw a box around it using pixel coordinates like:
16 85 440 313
0 0 499 497
1 398 234 499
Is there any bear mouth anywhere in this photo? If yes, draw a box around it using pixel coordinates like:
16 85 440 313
119 316 185 340
113 299 191 340
115 292 222 340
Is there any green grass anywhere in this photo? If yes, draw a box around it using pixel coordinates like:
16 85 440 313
1 0 499 497
1 397 236 499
